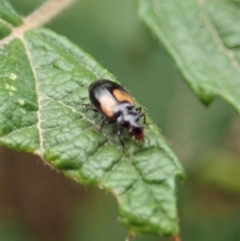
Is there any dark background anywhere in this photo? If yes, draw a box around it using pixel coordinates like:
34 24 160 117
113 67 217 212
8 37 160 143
1 0 240 240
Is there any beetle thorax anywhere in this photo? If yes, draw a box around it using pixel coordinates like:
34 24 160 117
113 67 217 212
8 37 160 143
114 103 142 131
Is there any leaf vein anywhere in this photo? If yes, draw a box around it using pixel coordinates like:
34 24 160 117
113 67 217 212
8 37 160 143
197 0 240 72
0 124 36 137
0 18 13 29
21 36 45 156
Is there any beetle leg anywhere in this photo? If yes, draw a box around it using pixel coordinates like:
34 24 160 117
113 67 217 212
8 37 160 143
136 106 148 114
117 127 125 151
91 107 98 112
135 106 142 113
81 103 98 112
135 107 149 125
99 119 115 131
99 120 107 131
140 113 147 124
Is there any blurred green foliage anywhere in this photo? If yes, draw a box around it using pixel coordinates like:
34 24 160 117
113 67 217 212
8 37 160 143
0 0 240 240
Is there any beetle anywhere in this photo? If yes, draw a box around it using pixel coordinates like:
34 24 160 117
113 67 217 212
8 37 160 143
88 79 145 145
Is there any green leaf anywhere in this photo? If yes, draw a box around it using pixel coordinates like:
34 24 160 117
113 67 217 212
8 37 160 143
0 0 22 26
0 1 184 237
137 0 240 113
0 0 22 39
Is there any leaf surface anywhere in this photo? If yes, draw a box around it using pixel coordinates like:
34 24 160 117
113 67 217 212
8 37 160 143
137 0 240 112
0 0 184 236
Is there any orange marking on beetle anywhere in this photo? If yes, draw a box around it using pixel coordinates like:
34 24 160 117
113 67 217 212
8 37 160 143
113 89 134 105
99 95 117 118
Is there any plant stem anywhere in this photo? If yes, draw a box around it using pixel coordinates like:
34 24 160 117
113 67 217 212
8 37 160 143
0 0 75 45
172 235 181 241
125 233 134 241
24 0 76 30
